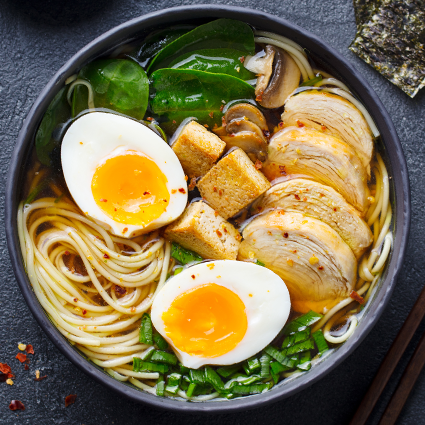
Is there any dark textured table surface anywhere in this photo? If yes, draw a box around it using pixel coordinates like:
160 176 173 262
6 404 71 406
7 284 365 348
1 1 424 424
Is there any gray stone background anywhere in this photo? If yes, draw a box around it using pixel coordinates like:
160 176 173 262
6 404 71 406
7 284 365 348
0 0 424 424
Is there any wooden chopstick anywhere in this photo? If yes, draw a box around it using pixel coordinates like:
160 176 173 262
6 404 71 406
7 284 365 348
378 328 425 424
349 284 425 425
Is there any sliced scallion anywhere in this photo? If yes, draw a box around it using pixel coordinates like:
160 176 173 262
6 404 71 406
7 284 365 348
140 346 155 361
186 382 197 398
204 366 225 393
165 373 181 394
300 74 323 87
298 351 312 371
139 313 153 345
256 260 265 266
189 369 206 385
312 329 329 355
260 353 271 378
153 332 169 350
151 350 178 365
171 242 202 265
156 375 165 396
284 311 323 334
270 361 288 375
231 383 271 395
246 356 261 373
216 364 241 378
180 365 190 375
284 338 315 356
264 345 287 364
133 359 169 374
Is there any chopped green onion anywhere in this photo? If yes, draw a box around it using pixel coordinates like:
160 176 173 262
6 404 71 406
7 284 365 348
224 374 262 389
54 193 64 203
139 313 153 345
270 361 288 375
312 329 329 355
24 181 47 205
165 373 181 394
189 369 206 385
171 242 202 265
246 357 261 373
298 351 312 371
173 267 183 275
156 375 165 396
133 358 169 374
281 354 299 369
140 346 155 361
151 350 178 365
256 260 265 266
284 311 323 334
284 339 315 356
264 345 287 364
180 378 190 391
186 382 197 397
260 353 271 378
300 74 323 86
216 364 241 378
231 383 271 395
204 366 225 392
295 328 311 343
282 334 295 349
180 365 190 375
153 332 169 350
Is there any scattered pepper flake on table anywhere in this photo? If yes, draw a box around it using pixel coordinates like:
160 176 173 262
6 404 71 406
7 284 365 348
65 394 77 407
9 400 25 411
15 353 26 363
25 344 34 355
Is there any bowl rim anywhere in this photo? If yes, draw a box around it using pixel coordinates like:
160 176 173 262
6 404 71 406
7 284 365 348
5 4 411 414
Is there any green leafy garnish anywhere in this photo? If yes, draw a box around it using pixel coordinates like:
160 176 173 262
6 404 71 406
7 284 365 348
256 260 265 267
24 181 47 205
284 311 323 334
170 242 203 265
156 375 165 396
312 329 329 355
139 313 153 345
133 358 169 374
153 332 169 351
150 350 178 366
300 74 323 86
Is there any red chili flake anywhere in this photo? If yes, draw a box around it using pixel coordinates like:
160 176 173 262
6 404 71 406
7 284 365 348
256 92 263 102
102 253 110 260
303 197 307 202
320 193 324 197
178 188 186 194
321 125 326 131
143 191 151 195
221 116 226 125
278 122 284 128
294 194 300 200
296 120 304 128
220 104 225 112
24 364 29 371
188 177 197 191
191 275 195 280
255 160 263 170
163 199 168 202
283 232 289 238
34 375 47 382
184 175 188 181
263 130 270 139
82 309 87 315
146 117 153 121
350 290 365 304
73 298 78 303
16 353 26 363
9 400 25 411
208 111 214 118
318 266 324 270
173 120 177 124
213 186 217 192
99 198 107 202
293 250 297 253
214 211 219 217
171 189 177 194
279 165 287 176
123 227 128 233
218 189 223 196
239 56 245 63
216 229 223 237
223 227 228 233
65 394 77 407
115 285 126 295
333 208 337 212
204 124 209 128
0 372 8 382
26 345 34 355
114 208 117 211
0 363 12 375
64 251 70 255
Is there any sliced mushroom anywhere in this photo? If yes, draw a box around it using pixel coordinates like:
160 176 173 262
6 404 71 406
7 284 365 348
262 127 369 213
221 132 267 162
226 119 266 140
281 91 374 168
238 210 357 313
224 103 268 131
253 178 373 258
245 46 275 101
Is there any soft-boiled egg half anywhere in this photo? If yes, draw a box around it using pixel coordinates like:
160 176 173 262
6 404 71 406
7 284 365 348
61 112 187 237
151 260 291 369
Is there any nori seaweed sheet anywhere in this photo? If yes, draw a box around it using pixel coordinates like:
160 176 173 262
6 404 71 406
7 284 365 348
350 0 425 97
352 0 381 26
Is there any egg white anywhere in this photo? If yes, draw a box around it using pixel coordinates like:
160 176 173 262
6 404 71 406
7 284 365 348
151 260 291 369
61 112 188 238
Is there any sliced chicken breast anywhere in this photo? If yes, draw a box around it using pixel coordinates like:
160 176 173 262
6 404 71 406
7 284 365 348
238 210 357 313
253 178 373 258
263 127 369 213
281 91 373 168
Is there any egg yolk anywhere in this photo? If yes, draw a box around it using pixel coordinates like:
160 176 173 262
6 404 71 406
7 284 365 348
91 150 169 226
161 283 248 358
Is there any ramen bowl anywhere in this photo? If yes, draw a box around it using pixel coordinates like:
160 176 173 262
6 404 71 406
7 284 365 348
5 5 410 413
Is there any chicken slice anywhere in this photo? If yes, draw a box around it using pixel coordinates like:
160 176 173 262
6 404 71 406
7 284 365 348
253 178 373 258
238 211 357 313
263 127 369 213
281 91 373 168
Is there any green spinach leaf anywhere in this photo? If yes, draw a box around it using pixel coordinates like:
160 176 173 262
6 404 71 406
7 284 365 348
169 48 255 80
147 19 255 73
35 87 71 166
72 59 149 120
150 68 255 132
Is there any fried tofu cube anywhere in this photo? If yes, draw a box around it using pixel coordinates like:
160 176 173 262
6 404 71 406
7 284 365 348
197 148 271 219
172 121 226 178
164 201 241 260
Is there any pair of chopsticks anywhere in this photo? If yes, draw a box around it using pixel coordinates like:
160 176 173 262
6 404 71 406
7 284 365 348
350 285 425 425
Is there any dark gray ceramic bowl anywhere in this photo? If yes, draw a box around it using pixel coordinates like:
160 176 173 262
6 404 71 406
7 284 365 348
5 5 410 413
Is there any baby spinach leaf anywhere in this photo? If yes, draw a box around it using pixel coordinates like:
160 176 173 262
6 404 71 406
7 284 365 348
147 19 255 73
35 86 71 166
72 59 149 120
169 48 255 80
126 25 195 68
150 68 255 132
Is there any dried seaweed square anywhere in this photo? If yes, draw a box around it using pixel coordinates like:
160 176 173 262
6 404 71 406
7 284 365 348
352 0 381 26
350 0 425 97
